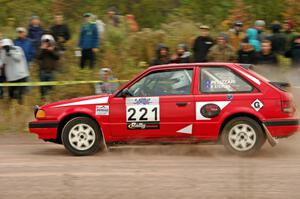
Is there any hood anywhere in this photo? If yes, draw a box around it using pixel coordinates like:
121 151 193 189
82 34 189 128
41 94 110 109
247 28 258 40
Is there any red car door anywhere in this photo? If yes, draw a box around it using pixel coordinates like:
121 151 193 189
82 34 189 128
109 67 196 141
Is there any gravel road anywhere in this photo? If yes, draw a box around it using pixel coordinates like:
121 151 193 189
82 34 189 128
0 132 300 199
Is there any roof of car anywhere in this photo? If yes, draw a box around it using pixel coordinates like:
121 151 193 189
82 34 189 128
149 63 252 70
149 62 235 69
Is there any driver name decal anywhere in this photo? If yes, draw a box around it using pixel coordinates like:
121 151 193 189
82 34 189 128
126 97 159 106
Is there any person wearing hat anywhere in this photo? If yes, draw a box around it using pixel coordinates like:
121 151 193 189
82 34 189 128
36 34 60 99
207 32 236 62
27 15 44 49
228 21 245 51
0 38 29 104
268 22 286 55
192 25 214 62
151 43 171 66
254 19 267 42
95 68 119 94
283 20 297 50
171 43 191 63
14 27 35 67
78 12 99 69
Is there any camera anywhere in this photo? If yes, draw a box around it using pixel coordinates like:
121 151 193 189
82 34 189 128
3 45 11 56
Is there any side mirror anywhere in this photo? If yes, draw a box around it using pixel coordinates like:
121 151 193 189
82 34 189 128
120 88 133 98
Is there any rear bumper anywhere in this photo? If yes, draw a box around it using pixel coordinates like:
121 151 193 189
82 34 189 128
263 119 299 138
28 121 58 139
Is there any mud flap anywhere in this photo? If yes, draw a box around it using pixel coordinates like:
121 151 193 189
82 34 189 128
100 127 108 152
262 124 278 147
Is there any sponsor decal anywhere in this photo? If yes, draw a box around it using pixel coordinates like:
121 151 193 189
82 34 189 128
227 94 233 100
96 105 109 116
251 99 264 111
200 104 221 118
205 79 236 89
127 122 160 130
196 101 230 120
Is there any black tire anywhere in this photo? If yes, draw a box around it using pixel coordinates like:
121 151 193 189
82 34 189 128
221 117 266 156
62 117 104 156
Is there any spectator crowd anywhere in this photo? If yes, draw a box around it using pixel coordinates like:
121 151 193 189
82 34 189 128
0 7 300 104
152 20 300 67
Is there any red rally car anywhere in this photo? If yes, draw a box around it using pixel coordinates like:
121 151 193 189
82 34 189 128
29 63 299 156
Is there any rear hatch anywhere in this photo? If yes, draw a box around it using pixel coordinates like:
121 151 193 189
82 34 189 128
238 64 296 115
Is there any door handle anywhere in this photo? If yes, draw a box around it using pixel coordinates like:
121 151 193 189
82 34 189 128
176 102 188 107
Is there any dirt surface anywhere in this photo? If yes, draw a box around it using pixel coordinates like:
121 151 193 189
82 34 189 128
0 132 300 199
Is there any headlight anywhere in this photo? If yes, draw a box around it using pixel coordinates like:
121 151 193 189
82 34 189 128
36 109 46 119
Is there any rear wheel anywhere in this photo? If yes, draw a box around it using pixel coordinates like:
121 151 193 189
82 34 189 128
62 117 104 156
221 117 266 156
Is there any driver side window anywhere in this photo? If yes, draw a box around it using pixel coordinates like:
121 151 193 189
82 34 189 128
128 69 193 97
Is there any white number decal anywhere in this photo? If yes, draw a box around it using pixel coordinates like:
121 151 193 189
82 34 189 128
126 97 160 122
126 105 159 122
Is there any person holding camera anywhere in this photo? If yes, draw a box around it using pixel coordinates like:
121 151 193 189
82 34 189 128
36 34 60 99
0 39 29 104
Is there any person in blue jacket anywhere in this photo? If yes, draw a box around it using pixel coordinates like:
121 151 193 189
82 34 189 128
246 28 261 52
27 16 44 49
14 27 36 67
78 13 99 69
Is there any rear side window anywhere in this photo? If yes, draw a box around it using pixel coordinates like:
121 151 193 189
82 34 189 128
200 67 253 93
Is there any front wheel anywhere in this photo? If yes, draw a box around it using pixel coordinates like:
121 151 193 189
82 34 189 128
221 117 266 156
62 117 104 156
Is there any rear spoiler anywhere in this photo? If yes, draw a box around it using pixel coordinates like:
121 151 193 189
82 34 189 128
238 64 291 92
270 82 291 92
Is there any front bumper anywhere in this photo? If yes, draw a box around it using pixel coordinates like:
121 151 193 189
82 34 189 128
29 121 59 139
263 119 299 138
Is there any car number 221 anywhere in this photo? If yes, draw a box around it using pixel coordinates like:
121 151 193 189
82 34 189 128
126 97 160 122
126 105 159 122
